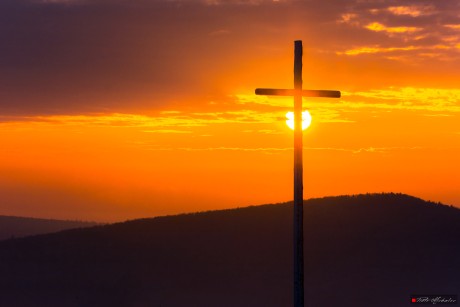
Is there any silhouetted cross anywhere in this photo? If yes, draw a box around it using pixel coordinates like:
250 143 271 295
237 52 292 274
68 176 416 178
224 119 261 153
255 40 340 307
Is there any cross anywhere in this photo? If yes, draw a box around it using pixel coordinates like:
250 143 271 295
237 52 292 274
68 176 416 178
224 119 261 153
255 40 340 307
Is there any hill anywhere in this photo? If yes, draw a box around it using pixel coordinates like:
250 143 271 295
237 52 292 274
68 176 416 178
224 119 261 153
0 215 99 240
0 193 458 307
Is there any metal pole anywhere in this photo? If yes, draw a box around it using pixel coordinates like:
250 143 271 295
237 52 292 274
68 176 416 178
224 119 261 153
293 40 304 307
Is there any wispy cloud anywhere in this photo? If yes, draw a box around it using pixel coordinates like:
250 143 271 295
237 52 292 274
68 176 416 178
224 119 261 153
0 110 280 130
140 145 428 155
341 87 460 113
242 129 282 134
148 146 292 153
444 24 460 30
386 5 436 17
365 22 421 34
142 130 192 134
346 87 460 105
339 43 457 56
339 45 419 56
332 1 460 62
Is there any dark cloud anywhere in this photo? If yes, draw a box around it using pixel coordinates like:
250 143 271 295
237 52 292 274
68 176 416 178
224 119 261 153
1 0 305 115
0 0 458 115
1 0 215 114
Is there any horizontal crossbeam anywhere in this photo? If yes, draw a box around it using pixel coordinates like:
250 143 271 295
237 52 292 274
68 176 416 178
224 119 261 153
255 88 341 98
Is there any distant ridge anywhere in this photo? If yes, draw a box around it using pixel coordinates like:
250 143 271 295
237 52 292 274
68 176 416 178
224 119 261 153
0 193 458 307
0 215 99 240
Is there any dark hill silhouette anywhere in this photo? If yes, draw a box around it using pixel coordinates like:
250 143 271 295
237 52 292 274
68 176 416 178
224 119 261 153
0 193 458 307
0 215 99 240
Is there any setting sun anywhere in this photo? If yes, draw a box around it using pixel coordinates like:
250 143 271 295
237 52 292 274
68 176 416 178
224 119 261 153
286 111 312 130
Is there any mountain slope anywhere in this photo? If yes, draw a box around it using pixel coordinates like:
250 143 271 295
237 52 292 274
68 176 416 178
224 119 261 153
0 215 99 240
0 193 458 307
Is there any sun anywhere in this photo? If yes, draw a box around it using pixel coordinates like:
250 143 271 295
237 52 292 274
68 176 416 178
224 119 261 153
286 111 312 130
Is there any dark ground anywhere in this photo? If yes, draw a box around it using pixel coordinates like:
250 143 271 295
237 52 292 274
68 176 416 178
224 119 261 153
0 215 98 240
0 193 458 307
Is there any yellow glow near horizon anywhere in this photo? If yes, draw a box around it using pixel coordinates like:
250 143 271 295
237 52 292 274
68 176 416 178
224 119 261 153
286 111 312 130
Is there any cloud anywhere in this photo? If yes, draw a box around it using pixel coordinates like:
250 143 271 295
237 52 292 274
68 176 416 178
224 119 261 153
142 129 192 134
386 5 436 17
333 0 460 63
342 87 460 113
139 145 429 155
350 146 424 154
1 84 459 131
364 22 421 34
338 13 358 24
1 0 459 116
0 110 281 128
1 0 284 115
339 45 419 56
445 24 460 30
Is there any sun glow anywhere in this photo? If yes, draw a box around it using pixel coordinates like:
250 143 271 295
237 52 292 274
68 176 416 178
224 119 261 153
286 111 312 130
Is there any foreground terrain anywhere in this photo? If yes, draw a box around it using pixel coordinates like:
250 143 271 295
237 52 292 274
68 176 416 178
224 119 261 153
0 193 458 306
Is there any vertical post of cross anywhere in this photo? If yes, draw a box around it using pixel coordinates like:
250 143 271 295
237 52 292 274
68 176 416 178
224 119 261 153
255 40 340 307
293 40 304 307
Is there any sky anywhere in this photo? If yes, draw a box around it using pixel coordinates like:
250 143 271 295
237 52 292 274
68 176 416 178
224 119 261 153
1 0 459 222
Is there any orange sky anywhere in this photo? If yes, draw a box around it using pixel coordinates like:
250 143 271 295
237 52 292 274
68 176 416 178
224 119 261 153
1 0 459 221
